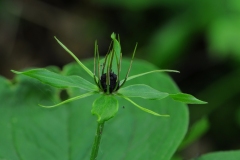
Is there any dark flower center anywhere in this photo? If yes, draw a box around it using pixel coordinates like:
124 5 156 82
100 72 119 93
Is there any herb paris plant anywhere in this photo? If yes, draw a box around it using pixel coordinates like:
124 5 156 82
11 33 207 160
12 33 206 123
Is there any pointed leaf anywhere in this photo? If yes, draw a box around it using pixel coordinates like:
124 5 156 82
169 93 207 104
121 96 169 117
40 92 96 108
54 36 94 78
11 69 98 91
92 95 118 123
118 84 169 100
120 69 179 84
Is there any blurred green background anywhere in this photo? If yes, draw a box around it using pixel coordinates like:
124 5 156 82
1 0 240 159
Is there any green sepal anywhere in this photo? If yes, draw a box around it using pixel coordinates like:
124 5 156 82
120 95 169 117
54 36 94 78
110 32 121 74
120 69 179 85
91 95 119 123
11 69 98 91
111 32 121 58
118 84 169 100
169 93 207 104
39 92 96 108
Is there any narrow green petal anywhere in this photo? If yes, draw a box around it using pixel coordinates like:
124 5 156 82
91 95 119 123
39 92 96 108
111 32 121 60
54 36 94 78
121 96 169 117
120 70 179 85
118 84 169 100
11 69 98 91
110 32 121 74
169 93 207 104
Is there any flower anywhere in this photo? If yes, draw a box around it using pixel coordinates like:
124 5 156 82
11 33 207 123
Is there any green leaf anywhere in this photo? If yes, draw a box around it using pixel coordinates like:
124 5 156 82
11 69 98 91
196 150 240 160
118 84 169 100
54 36 94 78
169 93 207 104
0 75 66 160
91 95 118 123
121 95 169 117
121 69 179 84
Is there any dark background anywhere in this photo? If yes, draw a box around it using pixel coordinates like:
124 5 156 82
1 0 240 159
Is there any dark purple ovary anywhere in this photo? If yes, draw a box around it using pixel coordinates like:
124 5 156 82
100 72 119 93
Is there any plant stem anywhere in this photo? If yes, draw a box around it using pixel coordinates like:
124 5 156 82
90 122 105 160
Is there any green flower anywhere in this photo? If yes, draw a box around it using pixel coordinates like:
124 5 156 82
11 33 206 123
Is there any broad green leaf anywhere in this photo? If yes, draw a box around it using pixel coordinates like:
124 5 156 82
0 75 67 160
121 69 179 84
118 84 169 100
92 95 118 123
120 95 169 117
169 93 207 104
2 59 188 160
54 36 94 78
196 150 240 160
11 69 98 91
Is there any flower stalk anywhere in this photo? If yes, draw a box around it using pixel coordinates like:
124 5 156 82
90 122 105 160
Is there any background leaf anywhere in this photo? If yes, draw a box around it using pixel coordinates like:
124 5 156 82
196 150 240 160
178 117 209 151
1 59 188 160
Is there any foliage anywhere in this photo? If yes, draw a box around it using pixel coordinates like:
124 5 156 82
1 0 240 159
1 59 189 160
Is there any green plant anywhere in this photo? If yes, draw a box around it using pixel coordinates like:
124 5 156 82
10 33 206 159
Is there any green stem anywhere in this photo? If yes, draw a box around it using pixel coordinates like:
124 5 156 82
90 122 105 160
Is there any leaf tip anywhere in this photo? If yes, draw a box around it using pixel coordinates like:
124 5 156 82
11 70 21 74
38 104 52 108
169 70 180 73
199 101 208 104
111 32 116 39
38 104 46 108
161 114 170 117
169 93 208 104
154 113 170 117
